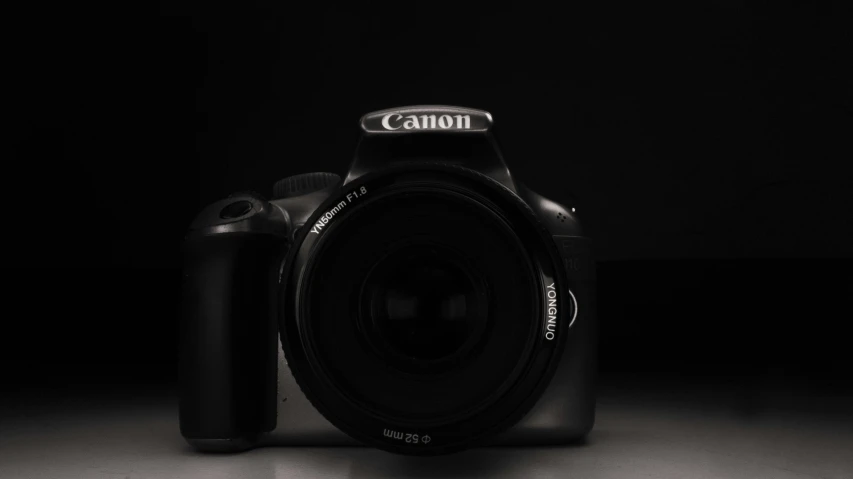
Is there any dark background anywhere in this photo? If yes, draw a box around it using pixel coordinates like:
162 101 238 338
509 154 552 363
3 3 852 404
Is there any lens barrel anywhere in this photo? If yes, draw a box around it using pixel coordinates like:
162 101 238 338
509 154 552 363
281 163 569 455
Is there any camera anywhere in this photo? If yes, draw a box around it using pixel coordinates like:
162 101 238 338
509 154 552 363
181 106 596 455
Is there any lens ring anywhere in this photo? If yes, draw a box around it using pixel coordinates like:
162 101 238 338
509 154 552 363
280 162 571 455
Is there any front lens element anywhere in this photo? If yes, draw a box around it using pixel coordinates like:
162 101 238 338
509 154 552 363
302 189 539 424
359 244 489 373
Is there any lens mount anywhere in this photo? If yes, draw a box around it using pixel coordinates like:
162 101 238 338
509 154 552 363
280 162 571 455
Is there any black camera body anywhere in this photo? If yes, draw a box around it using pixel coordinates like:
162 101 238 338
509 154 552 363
181 106 596 455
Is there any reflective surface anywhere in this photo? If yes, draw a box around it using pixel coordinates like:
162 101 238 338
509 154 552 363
2 380 851 479
359 244 489 371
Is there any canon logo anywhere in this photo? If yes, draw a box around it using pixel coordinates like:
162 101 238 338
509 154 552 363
381 113 471 131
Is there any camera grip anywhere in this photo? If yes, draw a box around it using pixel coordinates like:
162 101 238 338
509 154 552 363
180 233 283 451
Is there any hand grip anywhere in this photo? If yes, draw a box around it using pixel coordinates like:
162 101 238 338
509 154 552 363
180 232 283 451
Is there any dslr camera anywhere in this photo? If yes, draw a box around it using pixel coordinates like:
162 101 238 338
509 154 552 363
181 106 596 455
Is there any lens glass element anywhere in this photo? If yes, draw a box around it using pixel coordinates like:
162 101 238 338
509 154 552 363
359 244 489 373
301 188 540 425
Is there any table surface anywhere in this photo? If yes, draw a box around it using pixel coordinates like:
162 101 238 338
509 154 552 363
1 384 851 479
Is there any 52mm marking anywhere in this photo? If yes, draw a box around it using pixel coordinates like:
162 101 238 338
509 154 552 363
383 428 432 445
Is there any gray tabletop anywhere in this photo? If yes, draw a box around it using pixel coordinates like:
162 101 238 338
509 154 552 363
2 385 851 479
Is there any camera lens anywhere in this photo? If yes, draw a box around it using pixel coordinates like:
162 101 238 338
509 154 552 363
281 166 567 454
359 244 489 373
298 187 540 424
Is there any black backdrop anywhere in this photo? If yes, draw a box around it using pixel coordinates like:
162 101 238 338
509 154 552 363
3 4 852 397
